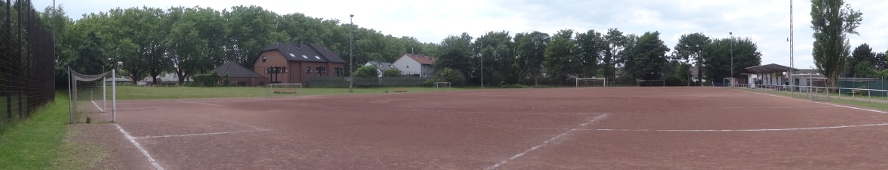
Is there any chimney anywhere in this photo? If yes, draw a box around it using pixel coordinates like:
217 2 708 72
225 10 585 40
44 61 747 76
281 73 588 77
296 42 302 49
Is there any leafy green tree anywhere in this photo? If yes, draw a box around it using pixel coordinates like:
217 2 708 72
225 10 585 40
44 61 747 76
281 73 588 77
703 38 762 82
224 5 284 68
436 33 474 80
436 68 465 86
576 29 607 78
543 29 579 85
811 0 863 87
40 5 77 87
673 33 711 86
846 43 874 77
603 28 627 83
476 31 516 86
876 52 887 70
514 31 549 85
73 32 107 74
623 31 670 80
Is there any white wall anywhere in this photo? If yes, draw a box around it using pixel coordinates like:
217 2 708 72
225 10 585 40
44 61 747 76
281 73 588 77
392 55 421 76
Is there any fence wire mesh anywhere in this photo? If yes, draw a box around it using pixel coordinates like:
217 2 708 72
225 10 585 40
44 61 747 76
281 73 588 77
1 0 57 129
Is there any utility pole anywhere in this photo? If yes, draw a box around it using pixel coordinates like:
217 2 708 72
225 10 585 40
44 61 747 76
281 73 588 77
730 32 734 87
480 38 484 88
349 14 354 92
790 0 795 97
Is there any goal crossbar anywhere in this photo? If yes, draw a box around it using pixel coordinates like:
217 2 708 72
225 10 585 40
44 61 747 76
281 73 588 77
68 68 116 124
575 78 607 87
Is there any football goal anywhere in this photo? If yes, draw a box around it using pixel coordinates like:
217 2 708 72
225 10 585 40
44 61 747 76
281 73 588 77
69 68 116 124
637 79 666 87
575 78 607 87
267 83 302 97
434 82 451 91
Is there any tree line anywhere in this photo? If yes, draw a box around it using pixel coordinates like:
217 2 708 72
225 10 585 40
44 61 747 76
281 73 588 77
436 30 761 86
40 5 763 87
41 5 438 86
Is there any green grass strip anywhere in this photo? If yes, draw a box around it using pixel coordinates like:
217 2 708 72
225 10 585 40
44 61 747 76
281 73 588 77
740 88 888 111
0 93 69 169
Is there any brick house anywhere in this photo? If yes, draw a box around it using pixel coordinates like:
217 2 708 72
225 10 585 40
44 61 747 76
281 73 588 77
213 62 263 86
253 42 346 85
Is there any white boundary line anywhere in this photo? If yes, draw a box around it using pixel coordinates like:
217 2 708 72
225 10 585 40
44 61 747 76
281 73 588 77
590 89 888 133
739 89 887 114
91 100 104 112
595 122 888 132
485 113 609 170
134 129 272 139
115 124 164 170
175 100 225 106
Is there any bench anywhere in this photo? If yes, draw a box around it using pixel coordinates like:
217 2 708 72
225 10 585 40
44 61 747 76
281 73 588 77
393 89 408 93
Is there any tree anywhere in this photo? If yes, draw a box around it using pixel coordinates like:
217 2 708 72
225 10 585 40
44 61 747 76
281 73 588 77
876 52 887 70
673 33 710 86
514 31 548 85
811 0 863 87
436 33 474 80
603 29 627 84
845 43 875 77
224 5 284 68
623 31 670 81
475 31 516 86
703 38 762 82
575 29 607 78
543 29 579 85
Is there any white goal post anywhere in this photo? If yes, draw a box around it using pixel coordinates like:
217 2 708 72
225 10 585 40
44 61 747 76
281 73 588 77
68 68 116 124
267 83 302 97
575 78 607 87
434 82 451 90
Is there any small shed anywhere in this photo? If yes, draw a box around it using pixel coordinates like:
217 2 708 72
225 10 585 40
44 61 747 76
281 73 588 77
213 62 264 86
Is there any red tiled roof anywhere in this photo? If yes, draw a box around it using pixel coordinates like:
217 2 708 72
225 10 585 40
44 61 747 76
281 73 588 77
405 54 435 65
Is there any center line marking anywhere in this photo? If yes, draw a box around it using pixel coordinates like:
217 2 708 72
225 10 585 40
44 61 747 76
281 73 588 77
115 124 164 170
485 113 609 170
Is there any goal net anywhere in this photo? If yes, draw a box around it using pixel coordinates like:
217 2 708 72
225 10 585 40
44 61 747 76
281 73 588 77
68 68 116 124
575 78 606 87
267 83 302 97
637 80 666 87
434 82 451 91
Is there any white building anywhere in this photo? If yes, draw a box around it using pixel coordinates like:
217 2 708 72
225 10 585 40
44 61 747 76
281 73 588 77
392 54 436 77
364 61 398 77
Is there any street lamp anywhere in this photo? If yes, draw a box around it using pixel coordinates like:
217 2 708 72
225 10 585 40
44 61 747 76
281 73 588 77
729 32 734 87
349 14 354 92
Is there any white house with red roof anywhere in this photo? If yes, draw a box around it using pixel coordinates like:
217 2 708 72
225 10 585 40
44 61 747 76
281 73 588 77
392 53 436 77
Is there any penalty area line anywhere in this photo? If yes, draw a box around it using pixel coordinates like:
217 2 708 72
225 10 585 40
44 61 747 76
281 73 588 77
134 129 272 139
485 113 609 170
115 124 164 170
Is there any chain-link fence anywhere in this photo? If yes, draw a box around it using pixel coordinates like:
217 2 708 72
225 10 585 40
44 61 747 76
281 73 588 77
1 0 57 129
307 76 432 87
838 77 888 97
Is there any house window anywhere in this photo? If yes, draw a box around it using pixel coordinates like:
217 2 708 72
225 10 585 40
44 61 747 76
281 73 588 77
305 67 311 74
282 67 287 73
262 56 267 62
316 67 325 76
334 67 343 76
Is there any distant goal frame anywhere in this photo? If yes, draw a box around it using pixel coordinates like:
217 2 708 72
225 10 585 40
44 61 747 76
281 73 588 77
434 82 452 90
575 78 607 87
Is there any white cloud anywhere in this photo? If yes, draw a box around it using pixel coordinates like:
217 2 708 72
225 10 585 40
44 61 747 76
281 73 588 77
33 0 888 69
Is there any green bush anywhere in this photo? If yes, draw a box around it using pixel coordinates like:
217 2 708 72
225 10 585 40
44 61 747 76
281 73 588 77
353 65 378 78
383 69 402 77
436 68 465 86
190 72 220 87
421 78 441 87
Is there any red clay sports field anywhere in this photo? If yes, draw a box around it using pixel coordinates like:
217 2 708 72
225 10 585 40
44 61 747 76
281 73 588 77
97 87 888 169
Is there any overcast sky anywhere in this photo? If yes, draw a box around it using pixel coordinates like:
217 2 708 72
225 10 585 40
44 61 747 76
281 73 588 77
34 0 888 69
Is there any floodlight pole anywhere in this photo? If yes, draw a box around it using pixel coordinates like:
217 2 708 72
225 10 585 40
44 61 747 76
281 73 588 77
480 39 484 89
789 0 795 97
730 32 734 87
349 14 354 92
